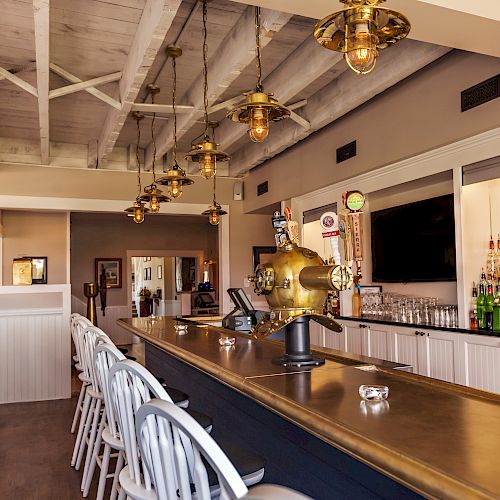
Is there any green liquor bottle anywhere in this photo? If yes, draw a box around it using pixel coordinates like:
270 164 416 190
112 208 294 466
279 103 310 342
485 284 495 331
477 282 486 330
493 284 500 333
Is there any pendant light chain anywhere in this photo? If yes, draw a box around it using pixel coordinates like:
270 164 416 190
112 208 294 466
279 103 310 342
135 116 142 197
150 92 157 183
255 6 263 92
212 172 217 204
172 55 178 164
202 0 209 141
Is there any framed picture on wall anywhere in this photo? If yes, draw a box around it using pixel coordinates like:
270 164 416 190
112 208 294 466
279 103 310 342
157 265 162 279
252 246 277 271
95 258 122 288
24 256 48 284
145 267 151 280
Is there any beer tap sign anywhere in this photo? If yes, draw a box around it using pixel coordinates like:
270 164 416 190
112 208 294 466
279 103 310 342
320 211 341 265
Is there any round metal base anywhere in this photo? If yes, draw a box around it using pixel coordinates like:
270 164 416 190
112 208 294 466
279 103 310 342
272 355 325 367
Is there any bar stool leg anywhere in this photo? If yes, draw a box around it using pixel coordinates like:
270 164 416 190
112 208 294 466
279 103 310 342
71 390 91 466
110 451 124 500
96 442 111 500
76 396 97 470
82 403 105 494
71 383 86 433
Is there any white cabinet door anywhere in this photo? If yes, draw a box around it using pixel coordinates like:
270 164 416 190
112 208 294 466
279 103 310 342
419 330 458 383
388 326 421 373
456 335 500 394
323 326 344 351
309 321 324 347
340 320 367 356
365 324 391 360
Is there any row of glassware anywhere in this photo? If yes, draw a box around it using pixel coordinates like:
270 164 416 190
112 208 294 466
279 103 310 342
361 292 459 329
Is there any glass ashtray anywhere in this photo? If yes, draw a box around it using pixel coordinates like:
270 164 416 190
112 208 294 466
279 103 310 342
359 384 389 401
174 323 189 335
218 337 236 347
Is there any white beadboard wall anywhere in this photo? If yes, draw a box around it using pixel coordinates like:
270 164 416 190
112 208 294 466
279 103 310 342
71 295 138 345
0 285 71 404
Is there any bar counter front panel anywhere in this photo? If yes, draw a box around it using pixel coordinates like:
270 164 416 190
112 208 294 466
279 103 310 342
117 317 500 500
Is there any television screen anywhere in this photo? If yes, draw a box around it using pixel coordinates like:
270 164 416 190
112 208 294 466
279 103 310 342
371 194 456 282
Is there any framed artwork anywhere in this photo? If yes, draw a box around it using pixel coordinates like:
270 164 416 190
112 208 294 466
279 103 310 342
145 267 151 280
157 265 163 279
13 258 32 286
252 246 277 271
360 285 382 295
28 256 48 284
95 258 122 288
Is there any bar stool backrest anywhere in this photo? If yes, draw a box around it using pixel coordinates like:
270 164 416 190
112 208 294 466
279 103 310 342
136 399 248 500
108 360 178 492
72 316 92 364
93 342 126 440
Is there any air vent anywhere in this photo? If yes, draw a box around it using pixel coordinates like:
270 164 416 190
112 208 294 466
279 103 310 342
336 140 356 164
461 74 500 112
257 181 268 196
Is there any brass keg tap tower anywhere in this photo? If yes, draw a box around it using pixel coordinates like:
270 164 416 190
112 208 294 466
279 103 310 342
248 194 365 366
83 266 110 326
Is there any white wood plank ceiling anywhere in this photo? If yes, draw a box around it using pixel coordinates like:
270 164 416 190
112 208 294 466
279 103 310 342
0 0 449 176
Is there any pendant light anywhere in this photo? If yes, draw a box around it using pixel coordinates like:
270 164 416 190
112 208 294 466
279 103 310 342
185 0 229 178
313 0 410 75
202 174 227 226
227 6 290 143
124 112 149 224
139 84 170 213
157 46 194 199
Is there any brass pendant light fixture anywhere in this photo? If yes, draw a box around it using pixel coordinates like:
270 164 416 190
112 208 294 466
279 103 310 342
157 46 194 199
313 0 411 75
202 173 227 226
139 84 170 213
185 0 229 179
124 112 150 224
227 6 290 143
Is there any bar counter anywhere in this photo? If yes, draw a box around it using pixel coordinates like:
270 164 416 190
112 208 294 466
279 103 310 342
118 316 500 500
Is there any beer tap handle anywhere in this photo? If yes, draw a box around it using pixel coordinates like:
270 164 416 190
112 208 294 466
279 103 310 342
320 211 341 265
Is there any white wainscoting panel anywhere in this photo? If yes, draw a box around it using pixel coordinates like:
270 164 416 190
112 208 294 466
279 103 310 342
0 310 69 403
72 296 137 345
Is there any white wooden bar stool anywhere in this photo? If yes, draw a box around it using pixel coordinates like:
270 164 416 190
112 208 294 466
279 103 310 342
136 400 311 500
71 316 93 434
108 361 242 500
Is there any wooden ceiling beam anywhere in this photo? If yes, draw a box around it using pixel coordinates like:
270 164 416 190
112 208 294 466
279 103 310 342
49 72 122 100
229 41 450 177
130 103 194 114
0 66 38 97
215 36 344 152
33 0 50 164
49 63 121 110
97 0 182 167
144 6 293 169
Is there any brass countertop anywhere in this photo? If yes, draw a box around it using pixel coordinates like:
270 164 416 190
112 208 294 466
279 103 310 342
118 316 500 500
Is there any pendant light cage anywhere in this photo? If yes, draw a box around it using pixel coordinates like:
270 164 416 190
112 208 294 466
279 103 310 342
313 0 410 75
185 0 229 179
226 6 290 142
157 46 194 199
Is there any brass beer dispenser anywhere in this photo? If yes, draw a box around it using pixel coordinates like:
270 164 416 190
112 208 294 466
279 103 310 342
249 210 354 366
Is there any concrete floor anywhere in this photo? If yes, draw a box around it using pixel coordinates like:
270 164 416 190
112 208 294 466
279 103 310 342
0 343 145 500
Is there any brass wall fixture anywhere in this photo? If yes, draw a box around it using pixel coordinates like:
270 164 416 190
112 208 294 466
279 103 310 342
227 6 290 142
185 1 229 179
313 0 411 75
157 46 194 199
202 173 227 225
124 112 149 224
139 84 170 213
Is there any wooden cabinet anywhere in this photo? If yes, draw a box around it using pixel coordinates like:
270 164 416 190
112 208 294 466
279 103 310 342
419 329 459 383
365 323 391 361
456 335 500 393
342 321 366 356
387 326 421 371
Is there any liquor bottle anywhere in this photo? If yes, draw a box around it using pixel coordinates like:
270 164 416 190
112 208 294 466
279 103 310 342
485 283 495 331
496 234 500 281
477 281 486 330
352 285 361 318
493 284 500 333
469 283 478 330
487 237 496 281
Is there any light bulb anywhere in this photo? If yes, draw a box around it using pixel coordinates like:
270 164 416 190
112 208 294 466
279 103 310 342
249 107 269 142
133 206 145 224
169 180 182 199
200 153 216 179
209 210 220 226
345 23 378 75
149 195 160 213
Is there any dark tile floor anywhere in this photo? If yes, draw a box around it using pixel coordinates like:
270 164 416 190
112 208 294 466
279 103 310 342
0 343 145 500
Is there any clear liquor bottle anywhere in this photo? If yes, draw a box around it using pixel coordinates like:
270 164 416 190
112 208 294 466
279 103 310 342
493 284 500 333
485 284 495 331
477 279 486 330
469 283 478 330
487 237 496 282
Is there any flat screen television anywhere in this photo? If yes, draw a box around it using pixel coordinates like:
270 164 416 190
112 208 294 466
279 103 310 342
370 194 456 282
